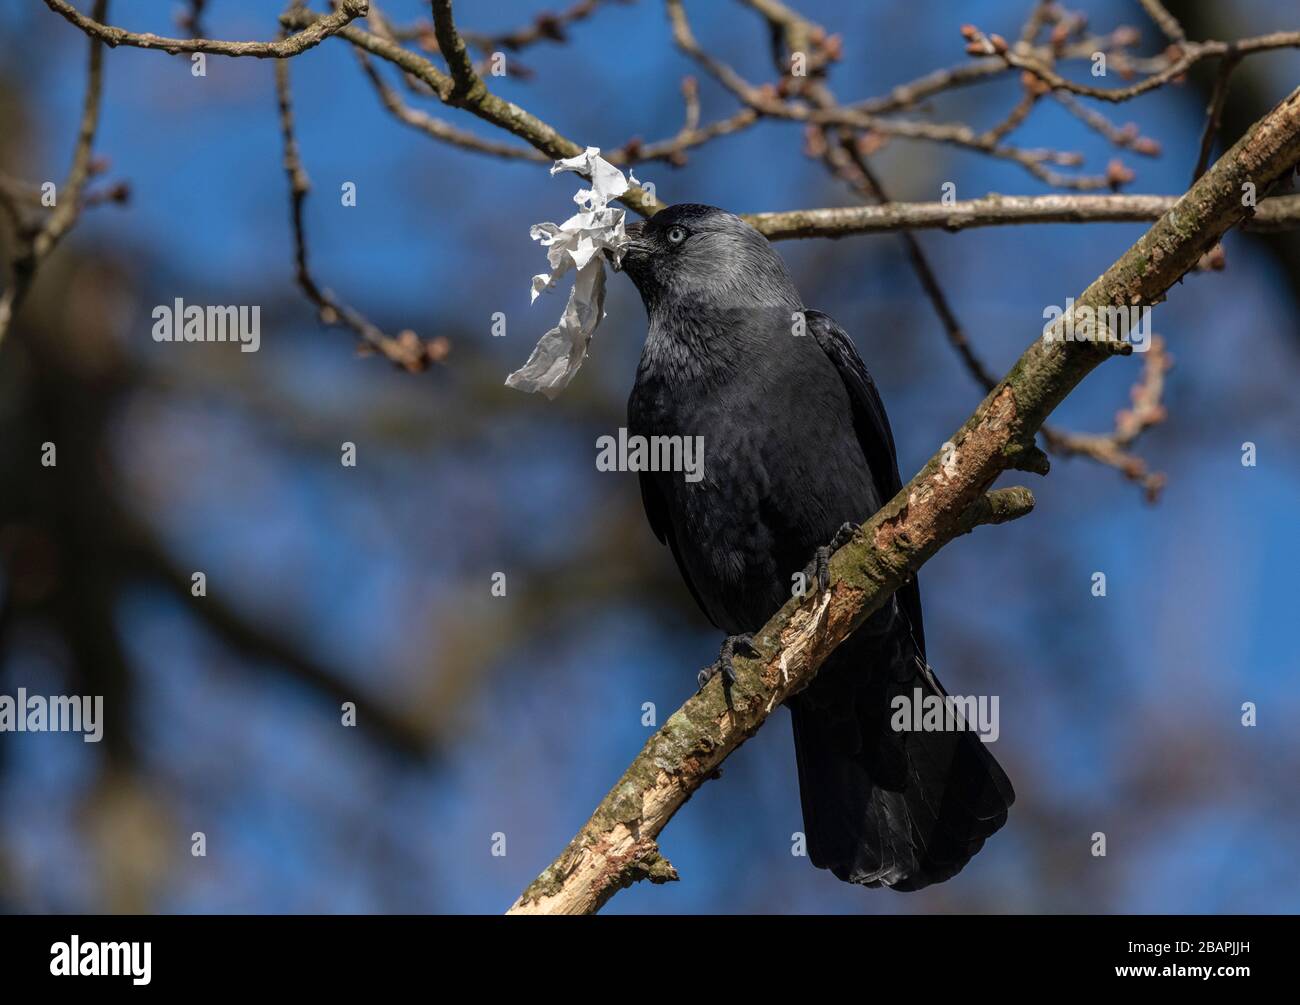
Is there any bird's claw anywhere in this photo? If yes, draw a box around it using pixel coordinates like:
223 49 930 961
804 522 859 594
697 633 759 691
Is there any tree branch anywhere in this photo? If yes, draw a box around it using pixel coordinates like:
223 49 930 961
1041 336 1173 502
972 28 1300 104
508 84 1300 915
0 0 109 345
42 0 369 58
118 516 438 759
745 193 1300 239
1137 0 1187 46
274 53 449 370
280 5 665 218
664 0 1116 191
354 48 548 162
746 0 1166 501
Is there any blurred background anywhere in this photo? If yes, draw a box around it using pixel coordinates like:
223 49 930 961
0 0 1297 914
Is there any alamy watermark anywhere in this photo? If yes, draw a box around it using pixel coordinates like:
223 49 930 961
152 298 260 352
596 428 705 483
0 689 103 742
890 687 1000 742
50 936 150 985
1042 296 1152 352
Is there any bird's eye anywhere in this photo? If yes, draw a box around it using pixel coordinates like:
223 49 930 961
665 225 688 245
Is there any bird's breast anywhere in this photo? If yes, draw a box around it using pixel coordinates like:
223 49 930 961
629 344 874 632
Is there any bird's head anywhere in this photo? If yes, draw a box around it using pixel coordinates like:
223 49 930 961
611 204 800 316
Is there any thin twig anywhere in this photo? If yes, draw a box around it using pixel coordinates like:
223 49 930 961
1192 51 1242 183
1137 0 1186 46
750 0 1166 499
667 0 1115 191
273 55 448 371
0 0 110 344
355 48 547 161
280 6 666 217
462 0 619 53
974 28 1300 104
1053 91 1162 156
43 0 368 58
1041 337 1173 502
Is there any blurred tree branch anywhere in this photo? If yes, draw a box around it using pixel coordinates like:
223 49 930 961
1166 0 1300 349
117 518 438 758
0 0 109 345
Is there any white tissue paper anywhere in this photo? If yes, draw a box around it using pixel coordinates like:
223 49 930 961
505 147 636 398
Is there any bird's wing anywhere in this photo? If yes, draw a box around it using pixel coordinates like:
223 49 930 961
806 309 926 658
636 469 721 630
628 376 724 630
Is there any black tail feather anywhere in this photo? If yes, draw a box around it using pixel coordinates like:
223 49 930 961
790 631 1013 891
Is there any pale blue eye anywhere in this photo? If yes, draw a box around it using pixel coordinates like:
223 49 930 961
666 226 687 244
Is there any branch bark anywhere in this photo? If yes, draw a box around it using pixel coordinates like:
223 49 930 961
746 193 1300 239
42 0 369 58
508 85 1300 915
280 5 665 218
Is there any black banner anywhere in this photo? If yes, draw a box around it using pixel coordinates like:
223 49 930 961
0 914 1280 989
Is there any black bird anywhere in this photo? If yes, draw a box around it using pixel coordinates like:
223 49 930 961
617 204 1013 890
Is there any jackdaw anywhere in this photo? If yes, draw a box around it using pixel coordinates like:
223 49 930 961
616 203 1013 890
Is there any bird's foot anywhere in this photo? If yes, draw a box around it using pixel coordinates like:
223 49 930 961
697 633 759 691
804 522 859 594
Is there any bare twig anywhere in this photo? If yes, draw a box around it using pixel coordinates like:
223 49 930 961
1192 52 1242 183
1042 337 1173 501
380 0 625 59
1053 92 1162 156
742 0 1225 500
355 48 547 161
1137 0 1186 46
280 6 665 217
43 0 369 58
606 84 759 167
849 25 1170 116
274 56 448 371
429 0 480 101
666 0 1116 191
0 0 109 344
975 28 1300 104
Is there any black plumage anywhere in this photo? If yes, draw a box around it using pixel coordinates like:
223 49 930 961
617 204 1013 890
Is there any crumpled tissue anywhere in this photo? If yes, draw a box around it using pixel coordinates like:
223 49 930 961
505 147 636 398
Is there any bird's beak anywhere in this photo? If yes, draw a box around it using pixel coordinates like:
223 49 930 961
609 220 645 273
